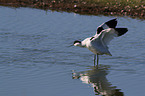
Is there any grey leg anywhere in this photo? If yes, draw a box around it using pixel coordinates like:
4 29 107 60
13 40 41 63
94 55 96 66
97 54 99 66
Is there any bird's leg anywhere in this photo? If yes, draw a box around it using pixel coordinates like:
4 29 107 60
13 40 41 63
97 54 99 66
94 55 96 66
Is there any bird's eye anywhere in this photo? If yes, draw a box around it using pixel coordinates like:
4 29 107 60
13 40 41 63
90 37 94 40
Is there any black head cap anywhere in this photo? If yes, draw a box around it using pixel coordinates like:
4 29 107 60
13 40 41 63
73 40 81 44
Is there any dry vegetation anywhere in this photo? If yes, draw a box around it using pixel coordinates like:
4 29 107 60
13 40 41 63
0 0 145 18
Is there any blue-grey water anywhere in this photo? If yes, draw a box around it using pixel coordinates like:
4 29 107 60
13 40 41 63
0 6 145 96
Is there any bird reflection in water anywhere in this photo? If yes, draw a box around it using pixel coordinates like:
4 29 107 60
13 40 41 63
72 65 124 96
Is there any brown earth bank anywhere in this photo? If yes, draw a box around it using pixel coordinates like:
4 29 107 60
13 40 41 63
0 0 145 19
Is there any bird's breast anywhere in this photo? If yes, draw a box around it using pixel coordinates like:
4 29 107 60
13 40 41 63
87 40 110 55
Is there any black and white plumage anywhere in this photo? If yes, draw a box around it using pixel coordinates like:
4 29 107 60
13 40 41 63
73 18 128 65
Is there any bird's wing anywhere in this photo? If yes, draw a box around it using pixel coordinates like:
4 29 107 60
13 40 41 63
99 28 117 45
96 18 117 34
95 28 128 45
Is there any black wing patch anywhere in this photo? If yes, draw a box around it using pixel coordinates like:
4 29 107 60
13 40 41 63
115 28 128 36
97 18 117 34
105 18 117 28
90 37 95 40
97 27 104 34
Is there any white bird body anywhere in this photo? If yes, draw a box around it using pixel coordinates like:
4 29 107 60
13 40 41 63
73 18 128 65
75 28 118 56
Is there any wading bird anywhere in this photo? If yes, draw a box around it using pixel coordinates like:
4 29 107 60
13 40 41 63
73 18 128 66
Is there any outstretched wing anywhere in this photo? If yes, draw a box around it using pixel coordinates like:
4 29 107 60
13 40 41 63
100 28 117 45
96 18 117 34
98 28 128 45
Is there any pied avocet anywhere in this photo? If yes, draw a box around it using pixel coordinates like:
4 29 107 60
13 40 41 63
73 18 128 65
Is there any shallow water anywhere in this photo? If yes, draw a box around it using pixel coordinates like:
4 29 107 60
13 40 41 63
0 6 145 96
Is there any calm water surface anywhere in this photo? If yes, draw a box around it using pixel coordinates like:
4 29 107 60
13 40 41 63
0 6 145 96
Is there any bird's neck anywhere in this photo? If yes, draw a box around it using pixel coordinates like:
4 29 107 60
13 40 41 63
79 43 86 47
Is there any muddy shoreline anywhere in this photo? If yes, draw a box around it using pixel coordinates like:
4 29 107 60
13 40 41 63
0 0 145 19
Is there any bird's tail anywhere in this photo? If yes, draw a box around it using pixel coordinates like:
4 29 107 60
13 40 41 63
106 51 112 56
115 28 128 36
